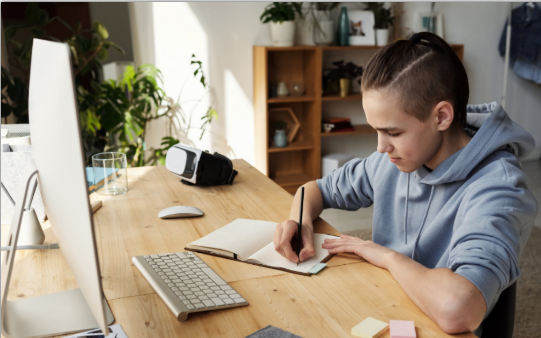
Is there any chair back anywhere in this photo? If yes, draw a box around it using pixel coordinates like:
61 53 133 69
480 282 517 338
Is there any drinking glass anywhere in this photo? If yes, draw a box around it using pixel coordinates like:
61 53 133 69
92 152 128 196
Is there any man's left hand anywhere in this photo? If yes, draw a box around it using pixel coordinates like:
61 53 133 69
322 234 400 270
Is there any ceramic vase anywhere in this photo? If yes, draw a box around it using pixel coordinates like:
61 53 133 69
274 130 288 148
337 7 349 46
376 29 389 46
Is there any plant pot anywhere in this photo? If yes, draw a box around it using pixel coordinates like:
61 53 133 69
339 78 351 97
270 21 296 47
274 129 288 148
314 20 334 46
295 17 315 46
375 28 389 46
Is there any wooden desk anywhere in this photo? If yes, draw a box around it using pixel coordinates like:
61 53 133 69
1 160 473 338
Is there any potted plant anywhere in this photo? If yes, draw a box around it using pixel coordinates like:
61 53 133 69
260 2 298 47
273 120 288 148
326 61 364 97
364 2 395 46
312 2 340 46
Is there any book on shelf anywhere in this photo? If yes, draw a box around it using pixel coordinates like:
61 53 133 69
185 218 339 276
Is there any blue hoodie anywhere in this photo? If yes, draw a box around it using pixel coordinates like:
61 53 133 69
317 102 538 335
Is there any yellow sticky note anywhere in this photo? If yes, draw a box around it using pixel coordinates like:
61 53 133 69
351 317 389 338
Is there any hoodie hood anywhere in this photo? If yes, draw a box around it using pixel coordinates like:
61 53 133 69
416 102 536 185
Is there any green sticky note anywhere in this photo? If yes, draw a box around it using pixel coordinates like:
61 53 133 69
308 263 327 274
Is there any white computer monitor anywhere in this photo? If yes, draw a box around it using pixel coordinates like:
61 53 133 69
0 39 114 338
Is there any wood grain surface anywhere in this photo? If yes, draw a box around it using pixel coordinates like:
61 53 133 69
1 159 473 337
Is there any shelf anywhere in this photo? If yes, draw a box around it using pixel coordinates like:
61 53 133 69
322 93 363 101
272 172 311 187
321 124 376 137
268 95 315 103
322 45 383 51
268 140 314 153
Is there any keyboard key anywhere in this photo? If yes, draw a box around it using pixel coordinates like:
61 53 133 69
183 291 193 295
167 283 175 287
194 291 204 296
231 294 241 299
221 286 232 290
187 295 197 299
208 293 217 298
196 282 205 286
203 300 215 307
163 279 171 283
190 299 202 304
223 298 235 305
175 291 183 296
172 279 181 283
234 298 247 304
211 298 225 306
203 279 213 283
150 254 159 259
192 278 202 282
158 253 169 257
198 295 209 300
179 295 187 300
207 283 216 287
176 252 187 258
202 268 227 285
194 303 205 309
200 286 209 290
186 283 196 288
225 290 236 295
186 304 195 310
210 286 221 291
203 290 213 294
197 264 207 268
171 287 179 291
182 300 191 305
215 291 225 295
179 287 189 291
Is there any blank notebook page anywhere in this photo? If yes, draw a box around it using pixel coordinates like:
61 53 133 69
189 219 276 259
248 233 338 273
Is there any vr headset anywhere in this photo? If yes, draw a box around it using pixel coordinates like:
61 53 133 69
165 144 238 186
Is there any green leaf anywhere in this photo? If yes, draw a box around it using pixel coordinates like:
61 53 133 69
97 47 108 61
25 3 41 25
92 21 109 40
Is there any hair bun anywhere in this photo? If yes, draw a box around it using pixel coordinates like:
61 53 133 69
409 33 422 44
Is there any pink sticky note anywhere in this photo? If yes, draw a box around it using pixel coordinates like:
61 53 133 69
390 320 416 338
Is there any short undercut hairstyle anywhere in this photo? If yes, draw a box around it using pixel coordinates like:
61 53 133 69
361 32 469 128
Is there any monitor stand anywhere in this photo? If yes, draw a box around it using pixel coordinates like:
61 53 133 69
1 161 114 338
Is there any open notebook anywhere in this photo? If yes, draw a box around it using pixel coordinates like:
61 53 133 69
185 219 339 276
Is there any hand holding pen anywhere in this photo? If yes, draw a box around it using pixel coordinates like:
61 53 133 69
295 187 304 266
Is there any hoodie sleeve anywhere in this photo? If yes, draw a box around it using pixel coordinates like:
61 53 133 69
448 179 538 311
316 154 378 210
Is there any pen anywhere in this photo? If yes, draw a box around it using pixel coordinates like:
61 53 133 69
297 187 304 266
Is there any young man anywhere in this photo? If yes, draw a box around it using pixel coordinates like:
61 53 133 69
273 33 538 336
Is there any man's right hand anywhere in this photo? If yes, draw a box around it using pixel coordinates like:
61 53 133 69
273 219 315 263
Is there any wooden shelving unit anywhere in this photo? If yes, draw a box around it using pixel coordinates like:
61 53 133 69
254 45 464 193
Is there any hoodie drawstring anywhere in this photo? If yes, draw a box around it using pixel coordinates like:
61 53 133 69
412 185 435 261
404 173 410 244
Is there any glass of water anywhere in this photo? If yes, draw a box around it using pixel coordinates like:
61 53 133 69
92 152 128 196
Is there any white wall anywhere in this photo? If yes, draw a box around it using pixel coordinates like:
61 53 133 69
129 2 541 167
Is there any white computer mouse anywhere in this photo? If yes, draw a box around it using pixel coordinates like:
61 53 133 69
158 206 204 219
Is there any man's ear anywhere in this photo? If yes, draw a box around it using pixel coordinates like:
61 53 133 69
433 101 454 131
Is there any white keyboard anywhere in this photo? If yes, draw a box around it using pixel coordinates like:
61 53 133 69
132 251 248 321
